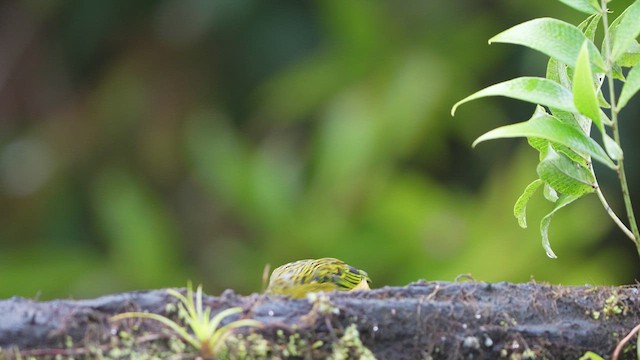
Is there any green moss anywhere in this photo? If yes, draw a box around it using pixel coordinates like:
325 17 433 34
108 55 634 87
602 294 624 318
220 332 270 360
590 292 626 321
329 324 375 360
306 292 341 316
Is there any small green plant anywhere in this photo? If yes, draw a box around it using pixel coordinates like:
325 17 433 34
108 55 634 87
452 0 640 259
580 351 606 360
111 282 261 358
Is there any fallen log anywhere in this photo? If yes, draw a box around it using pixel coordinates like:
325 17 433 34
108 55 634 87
1 281 639 359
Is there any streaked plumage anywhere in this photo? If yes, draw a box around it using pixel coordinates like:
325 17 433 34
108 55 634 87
265 258 371 298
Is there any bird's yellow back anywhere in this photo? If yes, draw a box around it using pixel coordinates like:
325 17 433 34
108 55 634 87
265 258 371 298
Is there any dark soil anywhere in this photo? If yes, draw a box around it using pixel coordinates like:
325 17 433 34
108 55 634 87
1 281 640 359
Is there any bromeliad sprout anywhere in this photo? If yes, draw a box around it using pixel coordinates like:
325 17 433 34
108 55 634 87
111 283 260 357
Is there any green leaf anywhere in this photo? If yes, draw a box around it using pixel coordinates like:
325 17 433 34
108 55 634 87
580 351 606 360
578 14 601 41
619 63 640 109
603 133 623 161
597 86 611 108
611 0 640 62
598 109 612 126
473 114 616 169
536 146 596 196
573 41 603 133
553 143 590 165
546 57 571 89
612 65 626 80
543 183 559 202
557 0 600 15
528 136 549 160
514 179 543 228
528 135 590 167
540 193 582 258
451 77 576 116
489 18 605 72
525 109 593 165
616 40 640 67
546 58 587 128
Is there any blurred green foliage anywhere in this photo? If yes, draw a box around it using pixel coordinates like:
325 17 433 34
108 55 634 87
0 0 638 299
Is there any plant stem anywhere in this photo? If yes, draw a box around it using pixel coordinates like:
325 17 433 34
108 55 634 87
595 180 635 241
600 0 640 251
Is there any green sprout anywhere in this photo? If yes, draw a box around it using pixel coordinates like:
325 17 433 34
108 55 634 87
111 283 261 358
580 351 606 360
452 0 640 259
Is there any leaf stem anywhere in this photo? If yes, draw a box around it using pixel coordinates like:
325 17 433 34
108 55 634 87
600 0 640 250
595 179 635 241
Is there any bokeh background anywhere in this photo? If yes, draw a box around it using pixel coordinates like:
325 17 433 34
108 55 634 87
1 0 639 300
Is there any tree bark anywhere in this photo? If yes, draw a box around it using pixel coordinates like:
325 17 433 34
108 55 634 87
1 281 639 359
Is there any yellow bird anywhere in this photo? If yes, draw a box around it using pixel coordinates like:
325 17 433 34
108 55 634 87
265 258 371 298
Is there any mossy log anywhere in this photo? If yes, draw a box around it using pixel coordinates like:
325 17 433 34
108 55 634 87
1 281 639 359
